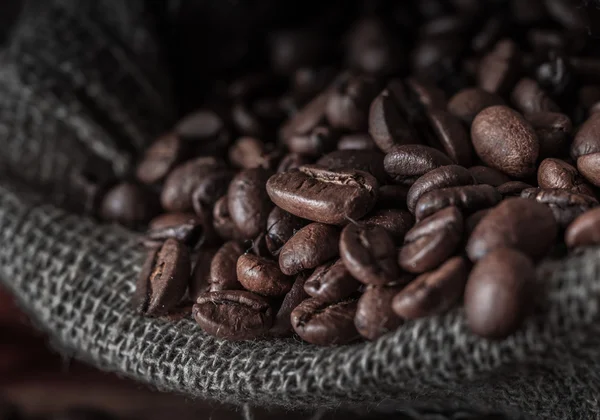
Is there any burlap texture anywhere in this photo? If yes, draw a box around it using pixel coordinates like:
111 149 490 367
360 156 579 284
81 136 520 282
1 2 600 418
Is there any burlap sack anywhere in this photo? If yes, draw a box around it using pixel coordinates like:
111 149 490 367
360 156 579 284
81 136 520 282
1 2 599 419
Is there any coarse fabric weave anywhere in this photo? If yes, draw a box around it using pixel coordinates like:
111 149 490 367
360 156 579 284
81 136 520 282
1 2 600 419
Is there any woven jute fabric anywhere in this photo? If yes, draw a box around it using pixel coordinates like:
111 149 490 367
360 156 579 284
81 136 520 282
1 2 600 419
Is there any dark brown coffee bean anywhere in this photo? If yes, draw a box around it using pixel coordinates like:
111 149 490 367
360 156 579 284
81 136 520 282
269 29 326 75
427 109 473 167
346 18 401 76
477 39 521 95
325 73 380 131
265 207 307 256
411 37 463 79
237 254 294 297
189 247 218 301
280 89 330 141
468 166 511 187
405 77 447 110
546 0 589 31
472 15 505 53
304 259 360 303
212 195 241 240
292 66 337 104
407 165 475 213
465 248 534 339
193 290 273 340
267 166 378 225
393 256 468 320
384 145 454 185
471 106 539 178
415 184 502 221
209 241 244 291
399 206 463 274
317 150 387 184
279 223 340 275
355 285 404 340
146 213 205 248
136 133 182 184
496 181 533 197
161 157 227 212
447 88 505 125
359 208 414 244
577 153 600 187
521 187 599 227
291 298 359 346
229 137 278 170
276 153 312 173
339 224 401 285
337 133 377 150
175 110 230 155
285 125 338 157
538 158 595 196
467 198 558 261
511 78 560 115
270 272 309 337
231 102 264 138
100 182 158 228
565 208 600 248
571 113 600 158
525 112 572 159
191 170 234 216
228 168 273 239
377 185 410 208
133 239 190 316
465 209 491 236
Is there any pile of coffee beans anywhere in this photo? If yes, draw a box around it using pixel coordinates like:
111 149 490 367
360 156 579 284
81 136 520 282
93 0 600 345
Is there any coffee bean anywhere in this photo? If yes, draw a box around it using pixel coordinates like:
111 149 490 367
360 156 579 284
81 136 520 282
511 78 560 115
133 238 191 316
472 15 506 53
279 88 330 141
359 208 414 244
267 166 378 225
393 256 468 320
291 298 359 345
229 137 279 170
427 109 473 166
292 66 337 104
471 105 539 177
279 223 340 275
285 125 338 157
571 113 600 158
100 182 158 228
525 112 572 159
212 195 241 240
406 77 447 110
384 145 454 185
277 153 312 173
269 29 326 75
565 208 600 248
146 213 205 248
538 158 595 196
249 231 271 258
546 0 589 31
577 153 600 187
175 110 230 155
189 247 218 300
415 184 502 221
467 198 558 261
161 157 227 212
467 166 511 187
304 259 360 303
337 133 377 150
477 39 521 95
447 88 505 125
407 165 475 213
228 168 274 239
339 224 401 285
465 209 491 236
237 254 294 297
496 181 533 197
191 170 234 216
136 133 182 184
265 207 307 256
325 73 380 131
346 18 401 76
465 248 534 339
209 241 244 291
521 187 599 227
399 206 464 273
270 272 309 337
193 290 273 340
355 285 404 340
377 185 410 208
317 149 387 184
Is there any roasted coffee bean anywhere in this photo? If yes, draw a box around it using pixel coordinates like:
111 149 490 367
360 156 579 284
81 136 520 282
146 213 205 248
265 207 307 256
407 165 475 213
410 38 463 82
415 184 502 221
100 182 158 228
427 109 473 166
525 112 572 159
175 110 230 155
237 254 294 297
467 198 558 261
337 133 377 150
291 298 359 346
267 166 378 225
405 77 447 110
136 133 182 184
477 39 521 95
468 166 511 187
292 66 337 104
249 231 271 258
571 113 600 158
565 208 600 248
231 102 265 138
447 87 505 125
471 106 539 178
133 239 191 316
472 15 505 53
393 256 468 320
377 185 410 209
577 153 600 187
285 125 338 157
304 259 360 303
465 248 534 339
538 158 595 196
317 149 387 184
511 78 560 115
161 157 227 212
359 208 414 244
280 89 330 141
212 195 240 240
276 153 312 173
270 272 309 337
279 223 340 275
228 168 273 239
521 188 599 227
191 170 235 216
346 18 401 76
229 137 279 169
355 285 404 340
193 290 273 340
339 224 401 285
384 145 454 185
269 29 326 75
496 181 533 197
465 209 491 236
209 241 244 291
325 73 379 131
189 247 218 300
399 207 463 274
